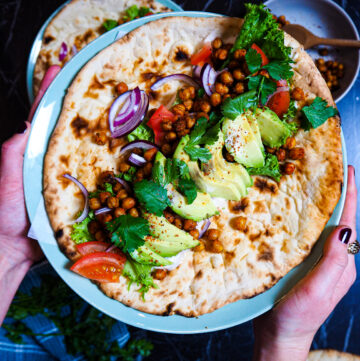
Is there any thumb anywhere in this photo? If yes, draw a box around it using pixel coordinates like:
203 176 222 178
27 65 61 122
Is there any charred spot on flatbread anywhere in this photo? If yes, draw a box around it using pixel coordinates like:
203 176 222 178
175 48 189 61
254 178 278 194
55 229 64 239
229 197 249 213
257 243 274 262
71 116 89 138
44 35 55 44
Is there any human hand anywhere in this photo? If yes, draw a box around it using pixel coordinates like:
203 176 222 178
253 165 357 361
0 65 61 265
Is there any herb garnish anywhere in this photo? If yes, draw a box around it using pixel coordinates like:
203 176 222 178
263 61 293 81
245 48 262 73
116 166 137 182
71 211 95 244
102 19 118 32
123 5 151 21
301 96 338 130
247 153 281 181
221 89 258 119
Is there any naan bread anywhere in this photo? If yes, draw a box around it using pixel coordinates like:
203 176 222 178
43 17 343 316
33 0 172 95
308 350 360 361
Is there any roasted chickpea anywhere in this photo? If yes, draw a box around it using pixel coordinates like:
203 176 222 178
161 120 173 131
210 240 223 253
291 87 305 101
115 82 128 94
119 162 130 173
164 210 175 223
196 112 209 120
205 228 220 241
186 116 196 129
194 240 205 252
97 213 112 224
88 220 101 234
188 86 196 99
174 218 183 229
116 189 128 200
288 147 305 160
233 49 246 60
122 197 136 210
215 82 229 95
165 131 177 142
89 197 101 210
144 148 158 162
215 48 228 60
283 162 296 175
99 191 111 204
153 269 167 280
143 162 153 177
113 182 122 193
189 229 200 239
183 219 197 231
234 82 245 94
212 37 222 49
210 92 221 107
100 171 114 184
183 99 193 111
172 104 186 116
228 60 240 70
338 63 344 71
200 100 211 113
107 196 119 209
232 216 247 231
220 71 234 86
93 131 107 145
326 60 334 68
318 65 327 73
114 207 126 217
161 143 172 156
135 169 144 182
284 137 296 149
95 230 107 242
232 68 245 81
179 87 191 101
276 148 286 162
174 118 187 133
129 208 139 217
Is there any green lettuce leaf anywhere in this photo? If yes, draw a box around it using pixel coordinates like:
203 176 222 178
127 123 154 142
71 212 95 244
247 153 281 182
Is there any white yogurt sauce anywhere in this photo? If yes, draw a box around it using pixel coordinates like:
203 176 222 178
154 250 189 271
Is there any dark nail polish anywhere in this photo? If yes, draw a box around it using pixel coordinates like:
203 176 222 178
339 228 352 244
16 122 27 134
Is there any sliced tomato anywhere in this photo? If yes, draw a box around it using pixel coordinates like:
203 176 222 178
76 241 110 255
70 252 126 283
251 43 269 66
147 105 176 144
267 90 290 118
144 11 153 16
191 43 212 67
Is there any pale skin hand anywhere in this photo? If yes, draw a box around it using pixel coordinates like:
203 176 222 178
253 165 357 361
0 66 60 325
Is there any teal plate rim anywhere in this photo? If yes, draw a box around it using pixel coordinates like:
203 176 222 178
26 0 183 103
24 11 347 334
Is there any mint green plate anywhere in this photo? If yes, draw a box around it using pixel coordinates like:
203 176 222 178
24 11 347 334
26 0 183 103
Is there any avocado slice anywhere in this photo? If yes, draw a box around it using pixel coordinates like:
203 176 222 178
153 151 218 221
174 136 242 201
255 107 291 148
246 111 263 151
223 113 265 168
130 244 172 266
206 131 253 197
144 213 199 257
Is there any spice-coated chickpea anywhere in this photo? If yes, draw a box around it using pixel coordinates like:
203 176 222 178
220 71 234 86
205 228 220 241
189 229 200 239
233 216 247 231
283 162 296 175
88 220 101 234
114 207 126 217
89 197 101 210
172 104 186 116
210 240 224 253
234 82 245 94
291 87 305 101
212 37 222 49
233 69 245 81
116 189 128 200
129 208 139 217
161 143 172 156
179 87 191 101
284 137 296 150
186 116 196 129
215 82 229 95
196 112 209 120
194 240 205 252
228 60 240 70
153 269 167 280
144 148 158 162
97 213 112 224
187 86 196 99
142 162 153 177
165 132 177 142
288 147 305 160
317 58 325 66
276 148 286 162
115 82 128 94
266 146 276 154
107 196 119 209
200 100 211 113
113 182 122 193
210 93 221 107
99 191 111 204
215 48 228 60
122 197 136 210
183 219 197 231
164 210 175 223
233 49 246 60
119 162 130 173
135 169 144 182
161 120 173 131
183 99 193 111
174 218 183 229
222 94 232 102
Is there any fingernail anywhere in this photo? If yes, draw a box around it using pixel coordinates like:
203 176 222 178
339 228 352 244
17 122 27 134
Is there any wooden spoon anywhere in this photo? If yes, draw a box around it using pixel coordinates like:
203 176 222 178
282 24 360 50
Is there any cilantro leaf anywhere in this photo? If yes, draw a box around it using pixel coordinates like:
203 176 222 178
106 215 149 252
199 121 222 145
221 89 258 119
138 6 150 17
263 61 293 81
127 123 154 142
247 153 281 182
134 180 169 216
187 117 208 145
245 48 262 73
177 178 197 204
71 213 94 244
102 19 118 32
262 27 291 61
88 189 100 198
197 88 205 98
122 258 157 299
103 182 114 195
247 75 277 106
183 146 212 163
302 97 338 130
116 166 136 182
124 5 139 21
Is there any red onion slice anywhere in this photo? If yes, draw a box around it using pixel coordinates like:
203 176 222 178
200 63 218 96
265 86 289 105
63 174 89 224
109 91 130 127
109 88 149 138
193 65 202 79
120 140 158 155
114 177 131 193
196 219 211 238
59 42 68 61
129 153 147 166
94 207 112 216
150 74 200 91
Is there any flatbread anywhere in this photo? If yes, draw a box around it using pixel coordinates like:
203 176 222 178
33 0 172 95
43 17 343 316
308 350 360 361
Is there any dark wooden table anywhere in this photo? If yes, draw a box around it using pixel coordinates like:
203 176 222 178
1 0 359 359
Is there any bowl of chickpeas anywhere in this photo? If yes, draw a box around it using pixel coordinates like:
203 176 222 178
265 0 360 103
